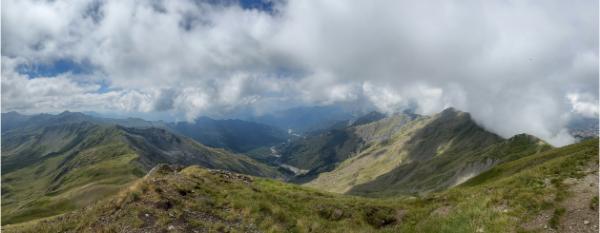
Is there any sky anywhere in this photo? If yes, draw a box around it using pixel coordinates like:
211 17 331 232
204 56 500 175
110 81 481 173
1 0 598 146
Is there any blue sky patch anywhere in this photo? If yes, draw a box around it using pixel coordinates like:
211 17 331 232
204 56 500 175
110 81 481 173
239 0 274 12
16 59 94 78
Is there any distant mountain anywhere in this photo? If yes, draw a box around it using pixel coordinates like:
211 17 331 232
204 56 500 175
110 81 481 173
246 105 356 133
568 116 599 139
349 111 387 126
167 117 288 153
11 139 597 232
1 118 281 225
1 111 166 133
1 111 289 153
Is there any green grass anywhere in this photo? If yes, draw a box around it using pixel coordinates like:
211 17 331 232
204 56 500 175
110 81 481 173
1 139 143 225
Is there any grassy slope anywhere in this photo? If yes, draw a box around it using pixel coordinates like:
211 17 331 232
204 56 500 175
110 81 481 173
1 124 143 225
1 124 281 225
120 127 282 178
279 129 365 175
349 134 551 196
276 113 414 181
6 139 597 233
306 109 505 194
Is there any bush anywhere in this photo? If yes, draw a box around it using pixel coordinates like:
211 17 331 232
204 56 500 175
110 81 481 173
549 207 565 229
590 196 598 210
364 207 397 228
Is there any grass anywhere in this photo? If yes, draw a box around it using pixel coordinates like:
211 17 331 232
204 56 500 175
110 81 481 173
1 140 143 225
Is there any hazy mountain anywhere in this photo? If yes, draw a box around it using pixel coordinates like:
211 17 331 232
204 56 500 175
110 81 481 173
2 111 289 153
568 116 599 139
8 139 596 233
167 117 288 153
246 105 356 133
1 119 281 225
1 111 166 133
349 111 387 126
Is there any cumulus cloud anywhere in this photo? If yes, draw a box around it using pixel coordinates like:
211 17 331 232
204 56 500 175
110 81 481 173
1 0 598 145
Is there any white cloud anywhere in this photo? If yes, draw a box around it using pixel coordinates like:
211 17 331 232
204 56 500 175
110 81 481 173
1 0 598 145
567 93 599 118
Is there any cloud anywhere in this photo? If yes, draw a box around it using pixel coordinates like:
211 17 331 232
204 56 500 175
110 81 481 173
1 0 598 145
567 93 599 118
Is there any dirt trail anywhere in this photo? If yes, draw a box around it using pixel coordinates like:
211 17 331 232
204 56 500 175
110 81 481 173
560 170 599 233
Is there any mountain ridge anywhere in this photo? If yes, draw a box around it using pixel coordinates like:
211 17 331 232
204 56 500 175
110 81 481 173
1 111 288 153
1 119 281 225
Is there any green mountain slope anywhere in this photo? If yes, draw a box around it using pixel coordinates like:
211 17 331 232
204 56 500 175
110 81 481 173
348 134 551 196
274 112 415 182
1 122 281 225
304 108 516 194
6 139 597 233
277 128 365 180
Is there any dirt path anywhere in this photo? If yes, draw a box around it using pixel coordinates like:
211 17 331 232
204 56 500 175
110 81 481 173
560 170 599 233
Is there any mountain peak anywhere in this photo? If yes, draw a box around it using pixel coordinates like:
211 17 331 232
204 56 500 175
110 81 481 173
2 111 22 115
440 107 462 114
437 107 471 122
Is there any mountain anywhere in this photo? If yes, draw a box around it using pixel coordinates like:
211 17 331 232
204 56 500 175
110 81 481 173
2 111 289 154
1 111 292 170
167 116 288 153
346 133 550 196
273 108 551 196
6 139 597 233
247 105 356 133
270 111 410 182
568 116 599 139
349 111 387 126
1 111 167 133
1 118 281 225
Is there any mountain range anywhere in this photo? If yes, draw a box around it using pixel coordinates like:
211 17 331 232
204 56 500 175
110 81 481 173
5 139 598 233
1 108 598 232
1 113 282 225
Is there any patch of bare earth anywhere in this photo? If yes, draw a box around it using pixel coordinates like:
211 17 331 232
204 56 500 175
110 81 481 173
431 205 452 217
559 170 599 233
520 209 556 233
